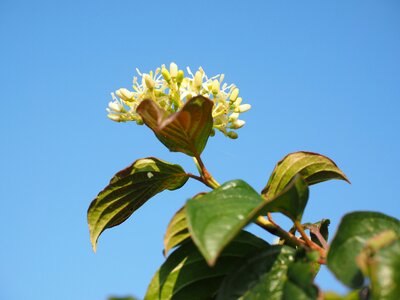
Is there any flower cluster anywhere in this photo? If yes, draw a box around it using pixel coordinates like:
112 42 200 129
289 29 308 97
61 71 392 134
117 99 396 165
107 63 251 138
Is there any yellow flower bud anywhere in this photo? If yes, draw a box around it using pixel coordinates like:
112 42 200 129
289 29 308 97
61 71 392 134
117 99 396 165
230 88 239 101
116 88 134 102
228 113 239 122
177 70 184 84
161 67 171 81
144 74 155 90
212 79 220 95
234 97 243 106
194 71 203 89
235 104 251 113
170 62 178 78
107 114 121 122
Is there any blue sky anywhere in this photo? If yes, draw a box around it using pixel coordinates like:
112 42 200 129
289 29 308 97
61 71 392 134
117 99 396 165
1 0 400 299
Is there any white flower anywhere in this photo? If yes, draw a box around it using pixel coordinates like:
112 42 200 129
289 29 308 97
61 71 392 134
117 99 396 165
106 63 251 138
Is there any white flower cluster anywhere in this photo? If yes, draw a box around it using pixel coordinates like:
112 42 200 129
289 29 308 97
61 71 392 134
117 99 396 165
107 62 251 139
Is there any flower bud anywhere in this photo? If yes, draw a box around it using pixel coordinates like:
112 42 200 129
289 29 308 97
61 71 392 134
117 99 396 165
232 119 245 129
107 114 121 122
116 88 134 101
176 70 184 84
194 71 202 89
108 101 124 113
228 113 239 122
234 97 242 106
212 79 220 95
161 67 171 81
170 62 178 78
227 131 238 139
230 88 239 101
144 74 155 89
210 128 215 136
235 104 251 113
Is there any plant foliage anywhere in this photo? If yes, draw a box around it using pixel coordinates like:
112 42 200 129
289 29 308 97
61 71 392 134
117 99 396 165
89 64 399 299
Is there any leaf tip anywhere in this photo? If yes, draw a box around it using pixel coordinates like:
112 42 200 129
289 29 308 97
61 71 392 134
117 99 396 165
206 257 217 267
90 235 98 253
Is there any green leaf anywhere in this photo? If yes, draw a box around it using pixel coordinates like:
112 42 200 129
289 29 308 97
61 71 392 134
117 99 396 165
137 96 214 157
327 211 400 289
217 245 317 300
186 180 265 266
323 290 364 300
262 151 349 199
186 176 308 266
145 231 270 300
262 175 309 222
164 205 190 256
283 260 319 300
357 230 400 300
88 157 189 252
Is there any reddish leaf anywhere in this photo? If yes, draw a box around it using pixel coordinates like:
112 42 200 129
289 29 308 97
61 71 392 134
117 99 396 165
137 96 214 157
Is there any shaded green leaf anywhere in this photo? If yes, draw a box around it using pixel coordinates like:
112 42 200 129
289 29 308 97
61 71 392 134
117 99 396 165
164 206 190 256
327 211 400 289
88 157 189 251
217 246 319 300
145 231 270 300
283 260 319 300
323 290 364 300
262 151 349 199
137 96 214 157
356 230 400 300
186 176 309 266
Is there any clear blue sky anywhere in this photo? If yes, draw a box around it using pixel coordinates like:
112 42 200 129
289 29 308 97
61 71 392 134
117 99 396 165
1 1 400 299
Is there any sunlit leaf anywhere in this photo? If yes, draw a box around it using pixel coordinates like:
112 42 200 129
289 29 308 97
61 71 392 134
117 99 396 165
186 176 308 266
262 175 309 222
137 96 214 157
262 151 349 199
163 205 190 256
88 157 188 252
186 180 265 265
